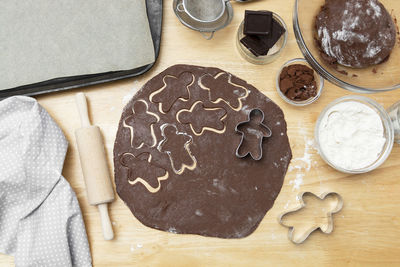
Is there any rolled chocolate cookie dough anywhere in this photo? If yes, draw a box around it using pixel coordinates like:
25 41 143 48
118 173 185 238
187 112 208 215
114 64 292 238
315 0 396 68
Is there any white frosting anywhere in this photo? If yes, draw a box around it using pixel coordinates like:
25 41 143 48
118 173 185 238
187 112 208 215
318 101 386 170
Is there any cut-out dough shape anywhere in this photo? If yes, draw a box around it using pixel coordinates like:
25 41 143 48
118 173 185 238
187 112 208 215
278 192 344 244
235 109 272 161
123 100 159 149
200 72 249 111
150 72 194 113
158 124 197 175
176 101 227 136
120 153 168 193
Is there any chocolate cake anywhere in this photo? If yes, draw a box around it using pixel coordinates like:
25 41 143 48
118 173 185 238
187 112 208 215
315 0 396 68
113 64 292 238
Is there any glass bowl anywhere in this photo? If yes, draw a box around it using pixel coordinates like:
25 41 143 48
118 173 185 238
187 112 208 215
294 0 400 93
236 12 288 65
276 58 324 106
315 95 394 174
387 100 400 144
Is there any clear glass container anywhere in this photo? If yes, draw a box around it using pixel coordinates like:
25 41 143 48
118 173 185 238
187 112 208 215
315 95 394 174
276 58 324 106
236 12 288 65
387 101 400 144
294 0 400 93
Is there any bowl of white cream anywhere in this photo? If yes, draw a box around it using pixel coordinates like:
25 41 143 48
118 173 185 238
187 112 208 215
315 95 394 174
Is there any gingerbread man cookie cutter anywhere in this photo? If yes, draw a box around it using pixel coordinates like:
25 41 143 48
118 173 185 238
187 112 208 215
235 108 272 160
278 192 344 244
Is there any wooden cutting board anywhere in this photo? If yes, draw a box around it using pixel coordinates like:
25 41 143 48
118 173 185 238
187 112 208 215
2 0 400 266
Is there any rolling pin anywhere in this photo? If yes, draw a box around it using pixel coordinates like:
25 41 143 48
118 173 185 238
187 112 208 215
75 93 115 241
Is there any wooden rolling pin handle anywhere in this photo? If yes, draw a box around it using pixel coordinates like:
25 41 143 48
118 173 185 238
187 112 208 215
76 92 91 127
98 203 114 241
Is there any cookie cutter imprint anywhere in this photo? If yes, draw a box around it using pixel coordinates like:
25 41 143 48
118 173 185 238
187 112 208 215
199 72 250 112
122 99 160 149
157 123 197 175
235 108 272 160
176 100 228 136
149 72 195 114
278 192 344 244
121 152 169 193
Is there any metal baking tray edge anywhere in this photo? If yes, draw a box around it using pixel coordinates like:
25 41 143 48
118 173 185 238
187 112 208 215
0 0 163 99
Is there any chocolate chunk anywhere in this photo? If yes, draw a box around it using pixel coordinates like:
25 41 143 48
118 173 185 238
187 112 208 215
259 19 286 49
243 10 272 36
240 10 286 58
114 64 292 239
240 35 269 57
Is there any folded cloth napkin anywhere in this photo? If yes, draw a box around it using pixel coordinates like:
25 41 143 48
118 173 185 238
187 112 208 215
0 96 92 266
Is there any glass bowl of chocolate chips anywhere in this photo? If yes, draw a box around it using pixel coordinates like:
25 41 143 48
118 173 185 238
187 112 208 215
294 0 400 93
276 58 324 106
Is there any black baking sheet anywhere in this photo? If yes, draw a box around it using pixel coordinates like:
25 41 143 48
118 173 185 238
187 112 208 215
0 0 162 99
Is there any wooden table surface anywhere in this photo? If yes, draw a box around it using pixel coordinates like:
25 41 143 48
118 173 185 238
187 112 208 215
2 0 400 266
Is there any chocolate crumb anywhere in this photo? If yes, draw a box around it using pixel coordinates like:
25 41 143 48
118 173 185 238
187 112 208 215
372 68 377 74
352 74 358 78
279 64 318 102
